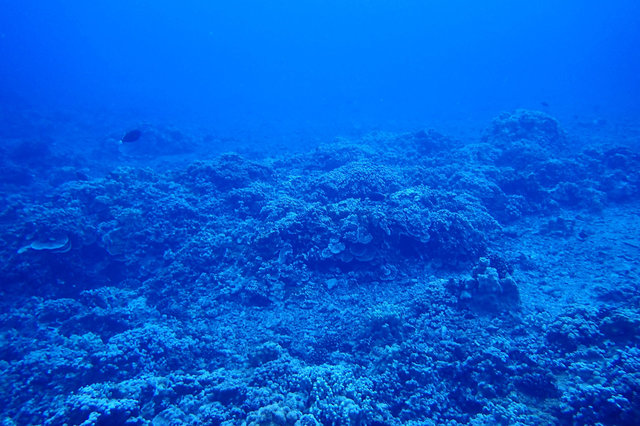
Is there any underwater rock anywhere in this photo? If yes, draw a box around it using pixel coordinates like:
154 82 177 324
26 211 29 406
483 109 567 150
451 257 520 312
181 153 274 193
18 234 71 254
599 309 640 343
412 129 453 153
312 160 400 202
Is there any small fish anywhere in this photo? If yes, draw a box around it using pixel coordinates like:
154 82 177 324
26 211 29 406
120 129 142 143
540 101 550 108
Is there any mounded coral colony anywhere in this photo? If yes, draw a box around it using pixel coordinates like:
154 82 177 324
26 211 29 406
1 110 639 424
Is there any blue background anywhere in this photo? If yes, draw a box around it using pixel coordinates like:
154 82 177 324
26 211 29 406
2 0 639 137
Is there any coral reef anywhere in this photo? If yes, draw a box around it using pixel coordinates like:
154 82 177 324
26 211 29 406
1 110 640 424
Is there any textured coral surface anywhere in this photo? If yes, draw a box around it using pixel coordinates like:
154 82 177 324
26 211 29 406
1 110 639 425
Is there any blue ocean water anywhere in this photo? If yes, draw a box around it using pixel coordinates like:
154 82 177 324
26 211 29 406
1 1 640 424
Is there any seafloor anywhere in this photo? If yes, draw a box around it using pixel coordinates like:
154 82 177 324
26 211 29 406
1 110 639 425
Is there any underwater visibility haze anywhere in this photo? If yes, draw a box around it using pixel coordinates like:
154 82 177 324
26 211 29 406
2 0 640 135
1 1 640 424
